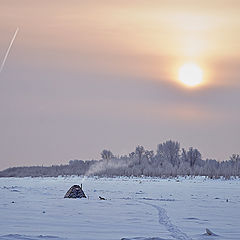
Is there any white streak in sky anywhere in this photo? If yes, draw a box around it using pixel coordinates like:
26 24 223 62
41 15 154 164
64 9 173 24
0 27 19 73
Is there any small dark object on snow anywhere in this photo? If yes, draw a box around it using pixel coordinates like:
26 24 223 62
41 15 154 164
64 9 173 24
99 196 106 200
64 184 86 198
11 201 15 203
205 228 217 236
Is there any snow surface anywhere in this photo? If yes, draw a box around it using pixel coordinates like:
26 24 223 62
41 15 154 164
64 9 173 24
0 176 239 240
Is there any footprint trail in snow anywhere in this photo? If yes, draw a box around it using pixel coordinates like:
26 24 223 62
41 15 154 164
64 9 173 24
138 201 193 240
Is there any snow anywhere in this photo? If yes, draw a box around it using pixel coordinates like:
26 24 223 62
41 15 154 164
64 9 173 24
0 176 239 240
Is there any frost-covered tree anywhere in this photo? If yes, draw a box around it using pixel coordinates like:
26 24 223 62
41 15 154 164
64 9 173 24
135 145 145 165
129 152 135 159
230 154 240 176
187 147 201 167
181 148 188 162
101 150 114 161
156 140 180 167
144 150 154 163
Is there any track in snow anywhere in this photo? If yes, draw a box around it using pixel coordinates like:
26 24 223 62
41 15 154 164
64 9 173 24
138 201 193 240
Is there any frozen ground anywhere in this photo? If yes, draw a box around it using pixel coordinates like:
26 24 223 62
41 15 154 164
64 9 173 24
0 176 239 240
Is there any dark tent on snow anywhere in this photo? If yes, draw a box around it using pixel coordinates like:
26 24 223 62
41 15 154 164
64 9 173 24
64 184 86 198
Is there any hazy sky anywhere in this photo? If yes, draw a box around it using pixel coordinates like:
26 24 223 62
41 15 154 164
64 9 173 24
0 0 239 169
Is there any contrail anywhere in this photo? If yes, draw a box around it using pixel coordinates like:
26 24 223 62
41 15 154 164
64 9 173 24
0 27 19 73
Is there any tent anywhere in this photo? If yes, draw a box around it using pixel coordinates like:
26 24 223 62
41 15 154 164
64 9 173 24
64 184 86 198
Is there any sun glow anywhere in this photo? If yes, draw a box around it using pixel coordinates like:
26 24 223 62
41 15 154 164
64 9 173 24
178 63 203 87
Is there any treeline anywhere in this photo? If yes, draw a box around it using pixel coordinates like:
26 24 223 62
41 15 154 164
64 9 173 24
0 140 239 179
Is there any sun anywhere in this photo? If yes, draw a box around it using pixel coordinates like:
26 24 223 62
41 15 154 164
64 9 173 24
178 63 203 87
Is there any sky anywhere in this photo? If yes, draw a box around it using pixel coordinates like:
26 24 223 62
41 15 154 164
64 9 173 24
0 0 239 170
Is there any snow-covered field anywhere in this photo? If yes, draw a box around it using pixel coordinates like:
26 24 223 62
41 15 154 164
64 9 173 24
0 176 239 240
